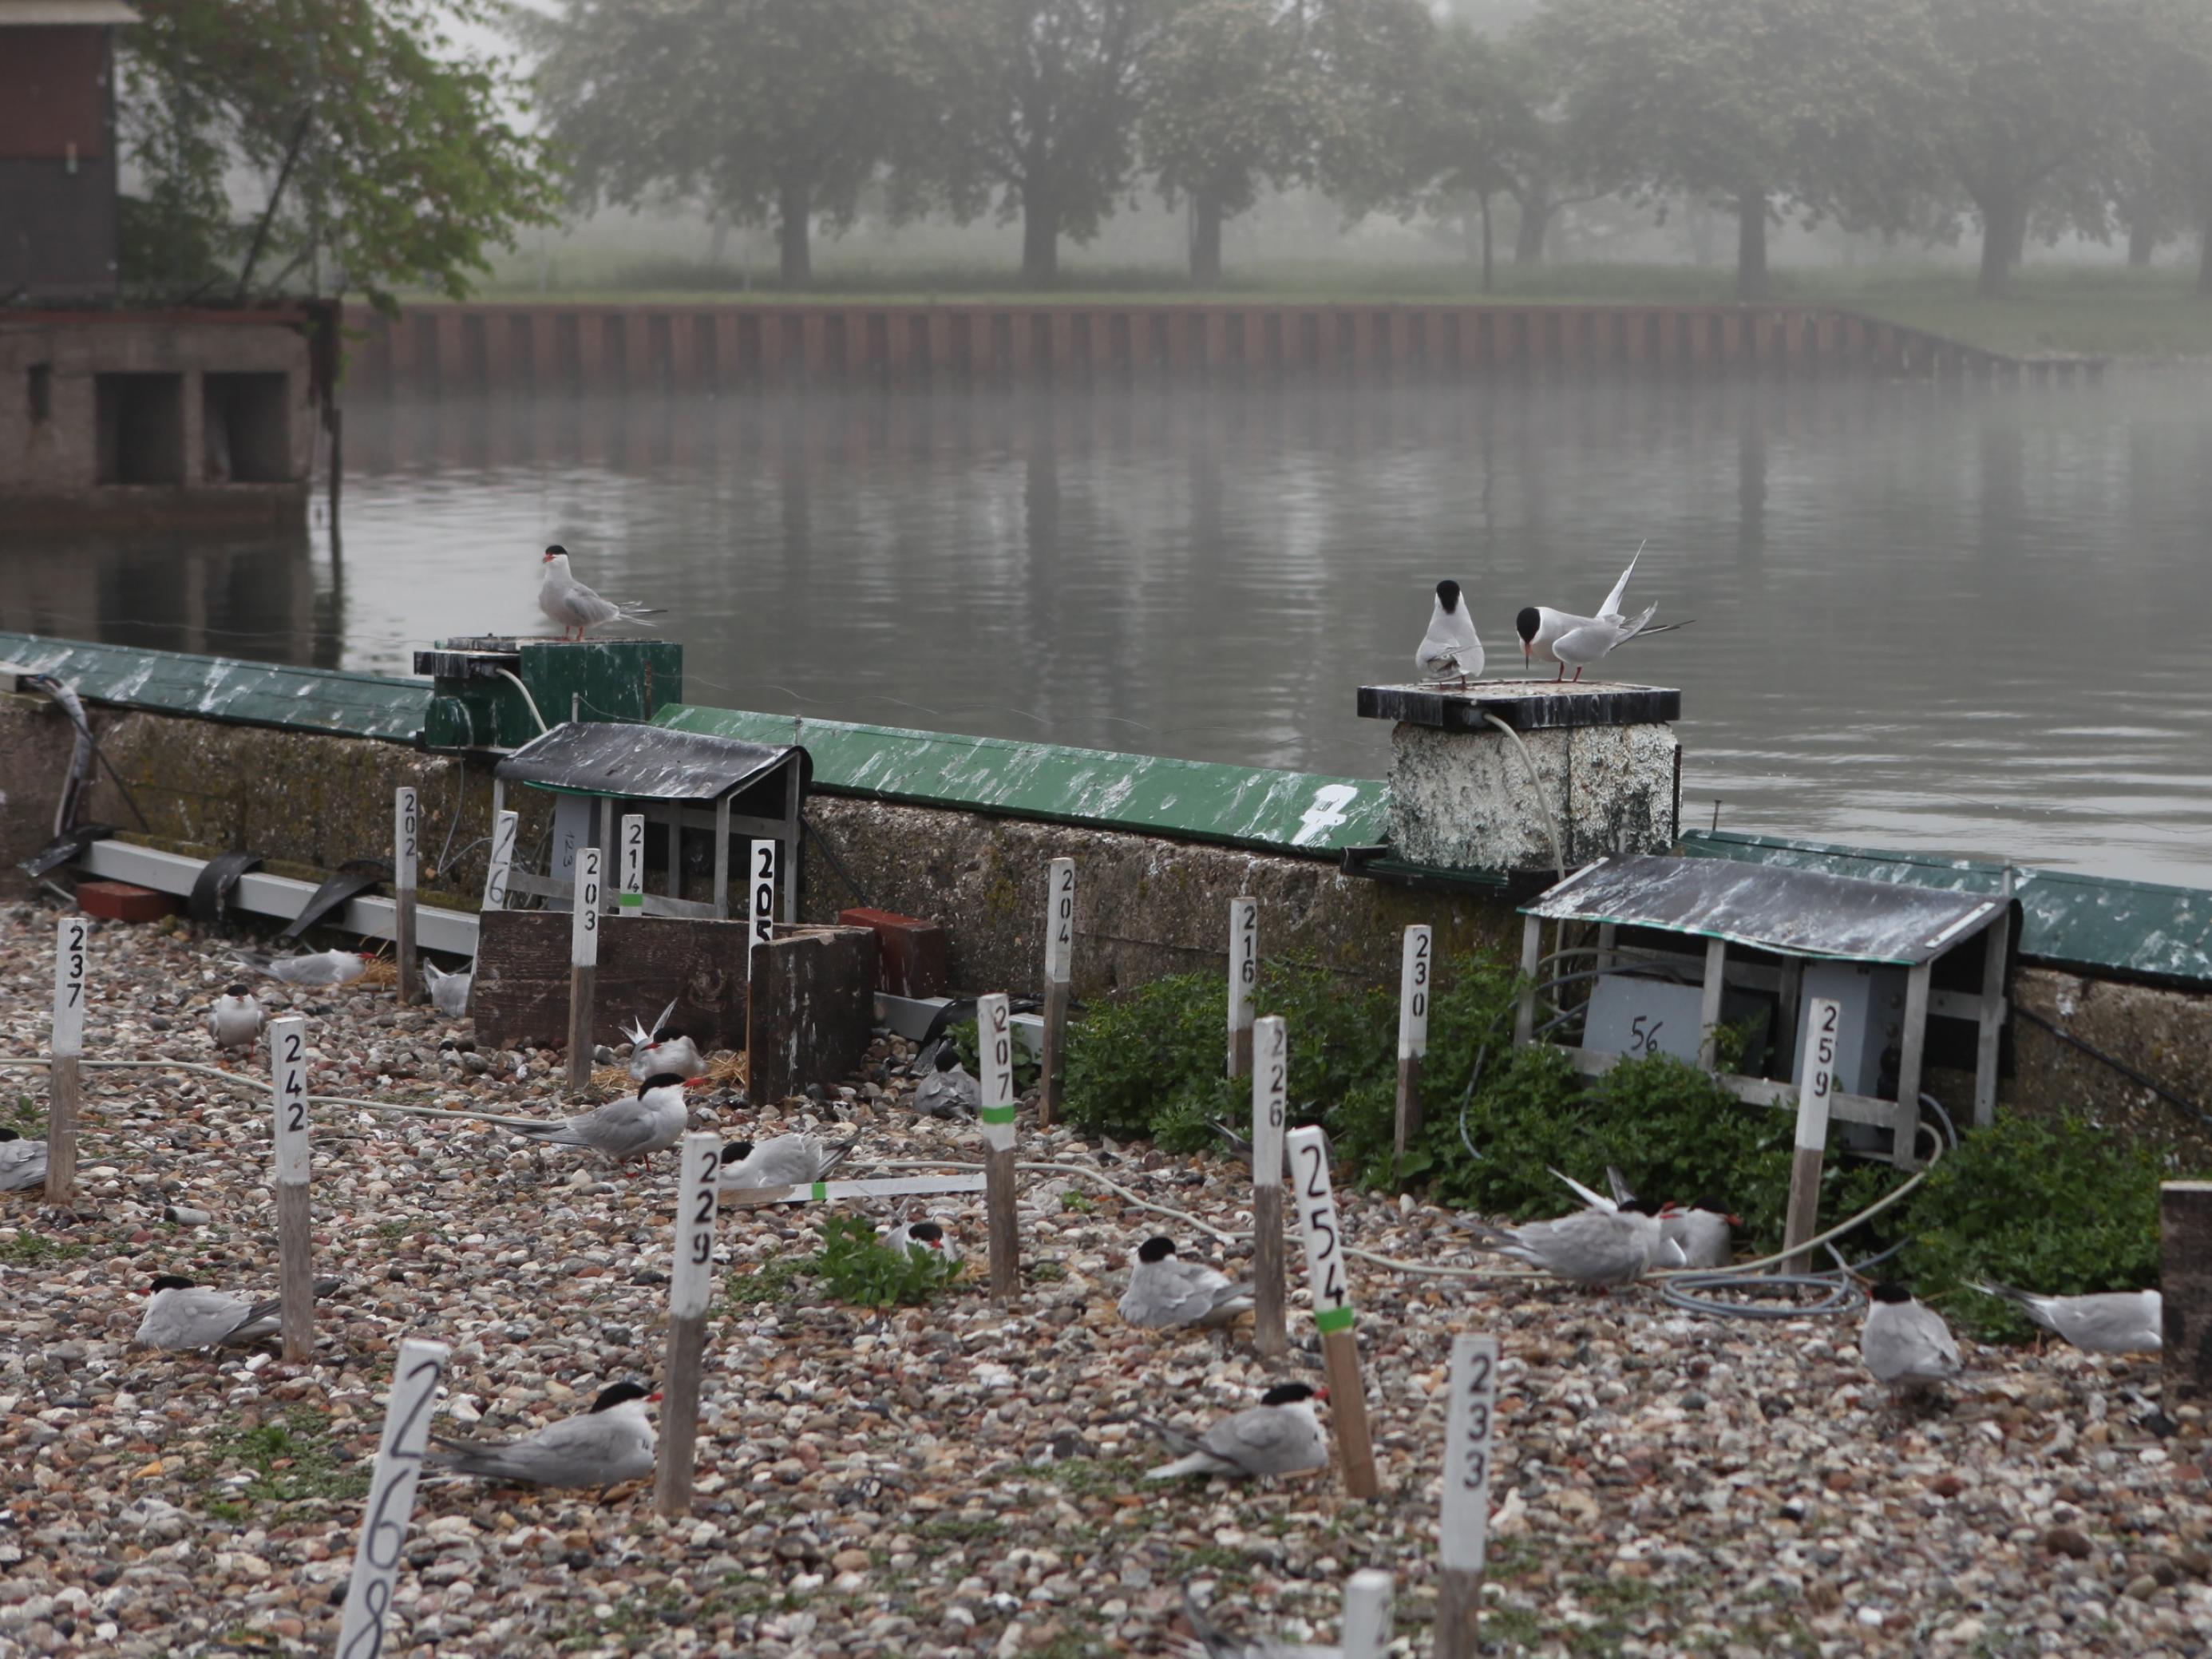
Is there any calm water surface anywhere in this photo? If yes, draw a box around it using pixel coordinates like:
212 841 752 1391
9 372 2211 885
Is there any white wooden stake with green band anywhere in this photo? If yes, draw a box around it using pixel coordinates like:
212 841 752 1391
1286 1123 1380 1497
619 814 645 912
979 992 1021 1298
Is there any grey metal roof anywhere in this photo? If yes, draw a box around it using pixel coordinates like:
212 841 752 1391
1522 853 2006 965
494 721 809 802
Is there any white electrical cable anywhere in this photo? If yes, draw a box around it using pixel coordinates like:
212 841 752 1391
1484 712 1567 881
492 667 551 735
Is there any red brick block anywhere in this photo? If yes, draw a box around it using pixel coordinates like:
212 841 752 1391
77 880 178 924
837 907 948 999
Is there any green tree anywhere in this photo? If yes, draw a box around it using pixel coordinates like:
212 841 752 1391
2135 0 2212 294
1533 0 1932 300
118 0 558 315
1140 0 1319 284
915 0 1173 285
524 0 917 287
1310 0 1445 221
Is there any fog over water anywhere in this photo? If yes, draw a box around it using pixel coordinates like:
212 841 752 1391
9 371 2210 886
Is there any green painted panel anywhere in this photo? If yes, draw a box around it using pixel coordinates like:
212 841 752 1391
1681 830 2212 988
0 632 429 743
518 640 682 728
654 703 1390 856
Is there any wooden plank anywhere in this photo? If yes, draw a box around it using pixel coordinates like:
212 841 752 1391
1551 1044 1901 1129
1696 937 1727 1069
746 925 879 1104
473 910 751 1053
1893 962 1932 1167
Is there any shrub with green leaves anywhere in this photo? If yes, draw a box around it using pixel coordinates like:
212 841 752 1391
809 1214 965 1308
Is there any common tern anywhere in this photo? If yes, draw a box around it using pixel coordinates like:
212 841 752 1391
1862 1281 1963 1395
1144 1381 1329 1480
622 1000 706 1082
884 1218 963 1264
717 1133 857 1192
207 984 265 1051
427 1380 658 1492
1118 1237 1256 1328
912 1048 981 1119
1969 1281 2161 1354
1514 544 1688 682
1179 1586 1343 1659
0 1128 48 1192
135 1273 342 1350
1415 578 1484 687
421 960 472 1018
539 545 660 641
511 1074 691 1162
230 948 368 988
1660 1198 1740 1270
1463 1203 1685 1286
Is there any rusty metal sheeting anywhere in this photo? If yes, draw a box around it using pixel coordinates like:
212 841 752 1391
652 703 1388 856
1683 830 2212 988
0 631 430 742
493 719 809 802
1522 853 2004 966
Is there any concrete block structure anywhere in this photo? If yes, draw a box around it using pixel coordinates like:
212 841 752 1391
0 0 134 302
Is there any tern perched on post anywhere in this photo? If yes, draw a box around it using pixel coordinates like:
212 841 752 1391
539 545 660 641
1415 578 1484 687
1515 543 1689 681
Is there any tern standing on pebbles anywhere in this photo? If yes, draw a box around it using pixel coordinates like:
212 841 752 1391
1415 578 1484 687
717 1133 857 1192
1119 1236 1256 1328
426 1380 658 1493
230 948 366 988
512 1074 691 1162
1144 1382 1330 1480
539 545 661 641
207 984 264 1052
135 1273 342 1350
1970 1281 2162 1354
1862 1281 1964 1396
0 1128 48 1192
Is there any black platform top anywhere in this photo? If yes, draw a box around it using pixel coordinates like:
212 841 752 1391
1357 679 1680 733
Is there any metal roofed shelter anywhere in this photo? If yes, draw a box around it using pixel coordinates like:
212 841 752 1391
492 722 810 921
1517 854 2018 1168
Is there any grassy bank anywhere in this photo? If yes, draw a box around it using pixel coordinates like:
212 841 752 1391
465 255 2212 360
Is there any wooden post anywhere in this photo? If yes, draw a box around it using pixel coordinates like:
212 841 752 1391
711 797 731 917
1252 1014 1288 1360
392 787 419 1005
979 992 1019 1301
1039 857 1074 1127
567 845 602 1093
1893 961 1932 1168
2163 1182 2212 1407
656 1132 722 1517
334 1337 450 1658
618 813 646 915
1696 937 1727 1070
1512 913 1542 1047
748 837 778 945
1340 1569 1394 1659
1973 873 2014 1129
1782 996 1842 1275
483 808 519 918
44 914 88 1205
1394 925 1431 1159
1227 896 1257 1078
1286 1123 1379 1499
269 1015 314 1362
1436 1333 1499 1659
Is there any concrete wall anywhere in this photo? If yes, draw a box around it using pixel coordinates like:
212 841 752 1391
0 312 315 517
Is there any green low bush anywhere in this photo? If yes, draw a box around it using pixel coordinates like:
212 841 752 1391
809 1214 965 1308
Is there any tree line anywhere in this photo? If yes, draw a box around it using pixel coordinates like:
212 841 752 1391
524 0 2212 298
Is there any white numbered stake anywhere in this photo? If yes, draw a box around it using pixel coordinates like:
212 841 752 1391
1796 996 1842 1150
1252 1015 1287 1190
1044 858 1074 983
1442 1334 1499 1573
334 1338 450 1659
977 992 1016 1152
670 1134 723 1319
1227 897 1257 1036
748 838 778 949
619 814 646 910
483 810 519 913
269 1016 310 1186
1399 925 1431 1059
570 846 602 968
393 788 417 893
51 915 88 1059
1286 1125 1353 1332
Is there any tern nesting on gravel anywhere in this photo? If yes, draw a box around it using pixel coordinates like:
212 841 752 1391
1551 1166 1735 1269
426 1380 658 1494
421 960 472 1018
716 1133 857 1192
1415 578 1484 687
912 1048 981 1119
1178 1586 1344 1659
135 1273 342 1350
511 1075 691 1162
207 984 265 1052
622 1000 706 1082
539 545 661 641
884 1218 963 1264
1143 1382 1329 1480
1514 543 1689 682
1462 1202 1685 1287
1862 1281 1963 1396
230 948 367 988
1969 1281 2161 1354
1118 1237 1256 1328
0 1128 48 1192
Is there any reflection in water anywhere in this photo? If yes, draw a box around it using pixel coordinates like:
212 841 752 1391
14 372 2212 885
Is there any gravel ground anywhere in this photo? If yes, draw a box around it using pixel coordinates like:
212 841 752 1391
2 902 2210 1659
